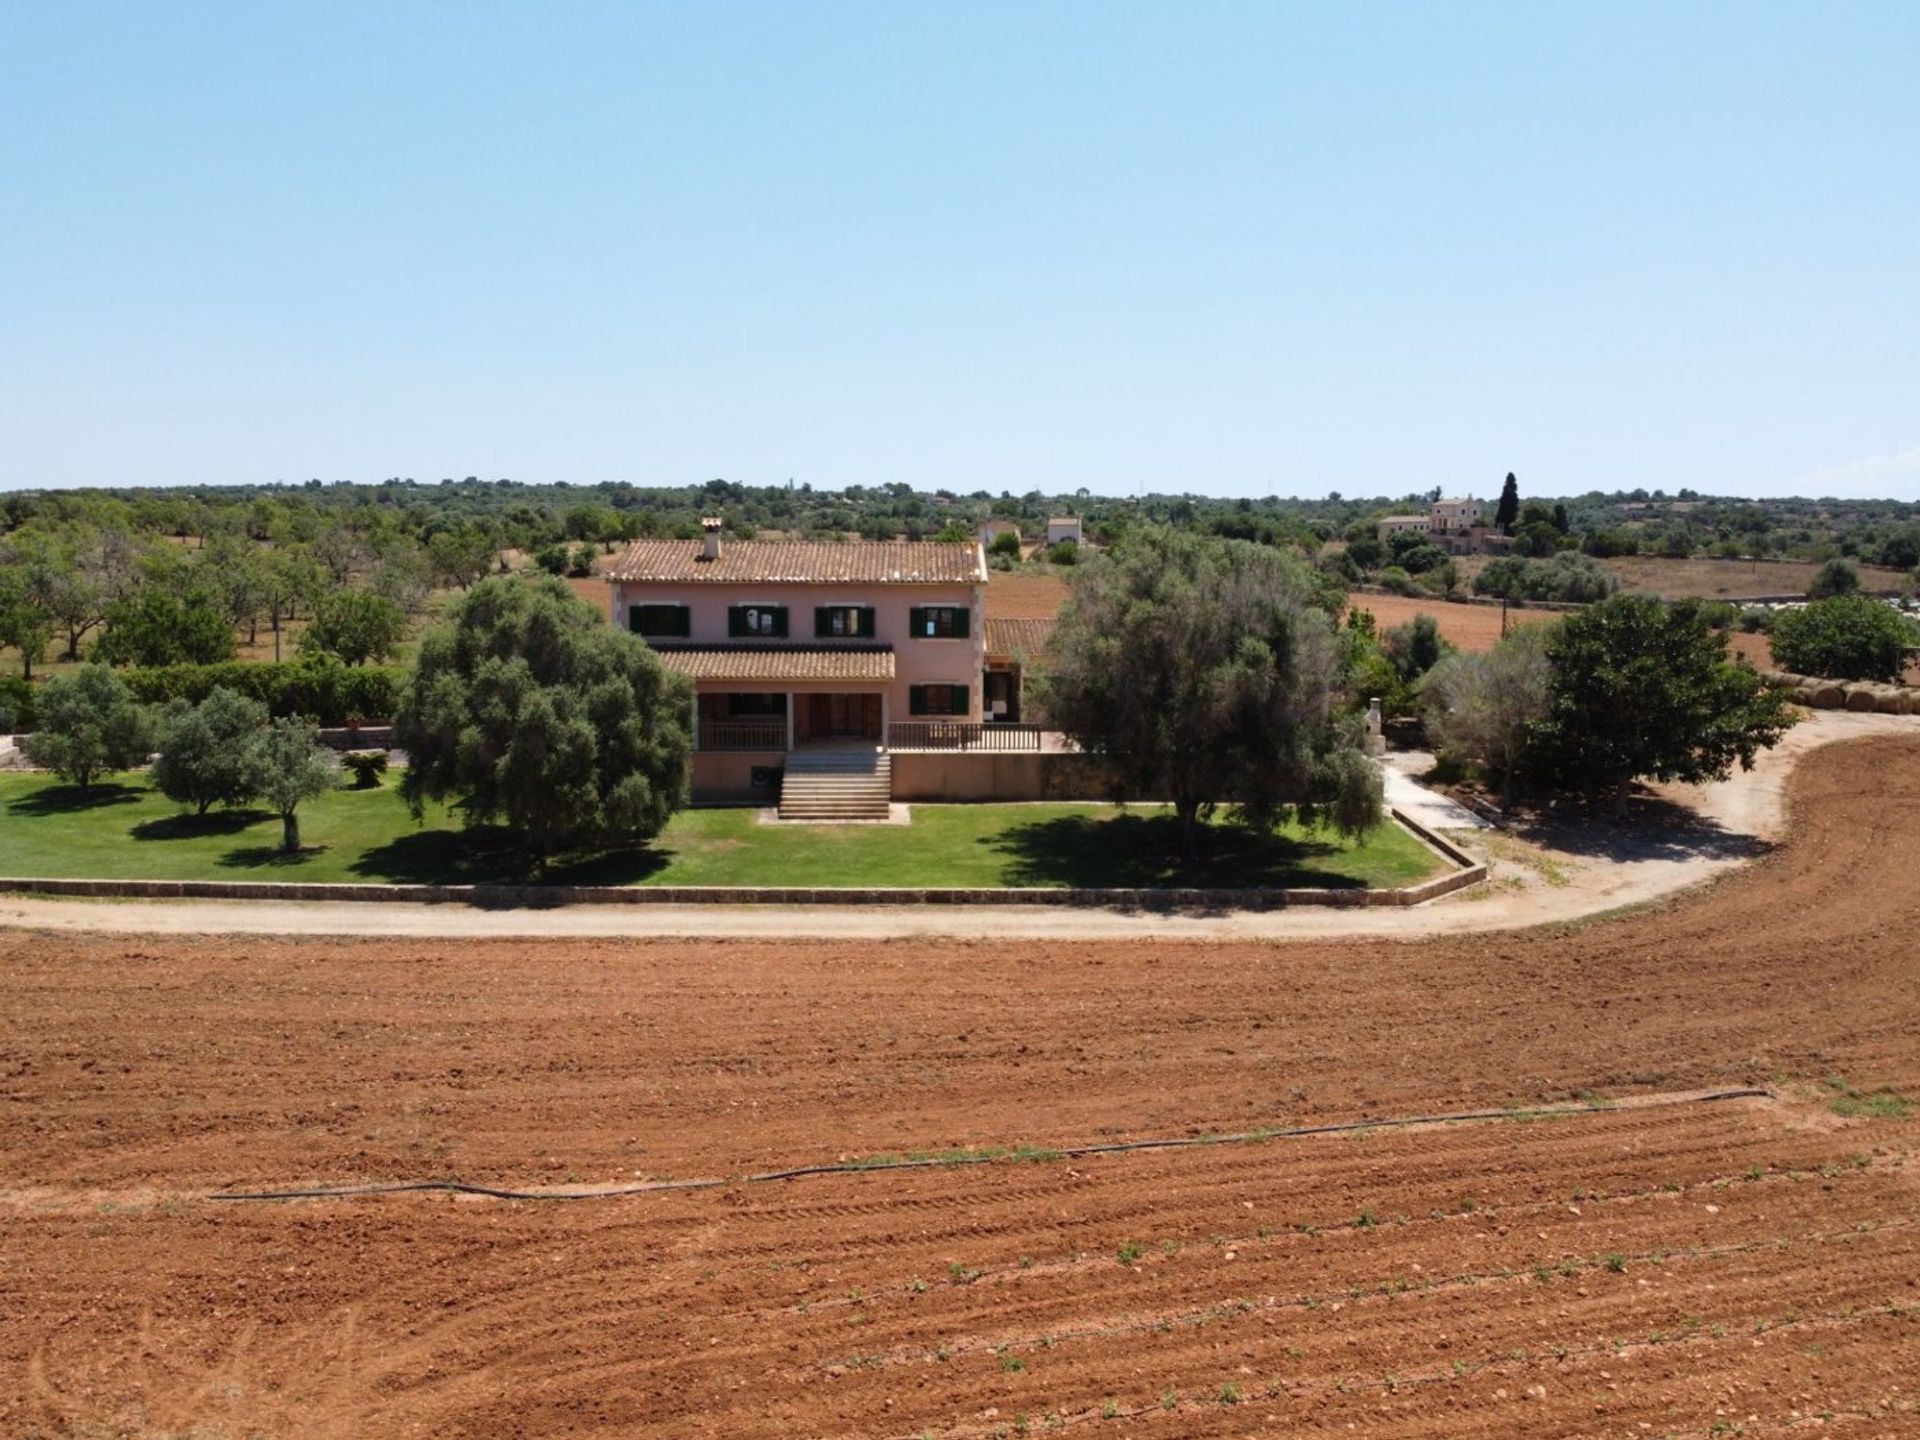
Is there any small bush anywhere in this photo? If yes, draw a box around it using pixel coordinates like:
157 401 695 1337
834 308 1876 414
1377 565 1418 596
0 676 33 732
1473 552 1619 604
1807 556 1860 600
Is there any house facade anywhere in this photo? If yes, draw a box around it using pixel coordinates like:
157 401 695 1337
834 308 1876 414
610 521 1023 802
1375 497 1507 556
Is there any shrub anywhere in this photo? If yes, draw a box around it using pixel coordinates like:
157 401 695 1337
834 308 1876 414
1420 625 1553 801
1395 543 1451 575
1383 614 1448 683
21 664 154 790
1473 552 1619 605
118 659 402 726
0 676 33 732
1768 596 1916 682
1377 565 1419 596
1807 556 1860 600
1046 539 1080 566
987 530 1023 561
567 543 597 577
152 687 271 815
342 750 389 789
535 543 570 576
1737 606 1772 634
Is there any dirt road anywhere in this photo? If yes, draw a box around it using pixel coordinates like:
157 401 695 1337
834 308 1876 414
4 728 1919 1436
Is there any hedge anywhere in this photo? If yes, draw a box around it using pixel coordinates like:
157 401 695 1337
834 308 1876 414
119 660 403 725
0 676 33 733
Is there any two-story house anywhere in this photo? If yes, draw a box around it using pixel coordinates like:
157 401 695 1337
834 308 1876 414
608 519 991 805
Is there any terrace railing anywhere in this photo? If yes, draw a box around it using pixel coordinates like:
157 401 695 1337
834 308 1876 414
698 718 787 751
887 721 1042 752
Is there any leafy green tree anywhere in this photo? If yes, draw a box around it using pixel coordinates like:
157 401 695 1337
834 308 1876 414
152 687 270 815
1494 473 1520 535
394 576 693 856
258 715 340 853
1420 624 1554 801
426 525 497 589
1382 613 1449 684
1524 596 1795 816
534 543 570 576
0 573 54 679
1807 556 1860 599
1769 596 1917 682
93 586 236 667
301 590 407 666
987 530 1023 561
1033 527 1381 859
22 664 154 790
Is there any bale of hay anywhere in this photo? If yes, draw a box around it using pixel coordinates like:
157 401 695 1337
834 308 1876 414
1844 686 1879 712
1807 683 1846 709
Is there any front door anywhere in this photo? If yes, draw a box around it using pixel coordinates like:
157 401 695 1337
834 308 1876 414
806 693 881 739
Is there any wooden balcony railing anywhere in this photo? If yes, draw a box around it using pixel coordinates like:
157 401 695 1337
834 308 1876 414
887 721 1042 752
698 718 787 751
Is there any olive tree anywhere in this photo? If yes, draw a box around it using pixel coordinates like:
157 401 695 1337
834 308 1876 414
1420 624 1554 801
394 576 693 857
1032 527 1381 859
258 715 340 853
1769 596 1916 683
151 687 270 815
22 664 154 790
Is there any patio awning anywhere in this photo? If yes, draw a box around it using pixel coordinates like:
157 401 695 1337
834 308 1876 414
647 644 895 684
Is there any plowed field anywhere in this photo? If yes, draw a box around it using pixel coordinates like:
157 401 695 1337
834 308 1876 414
6 736 1919 1438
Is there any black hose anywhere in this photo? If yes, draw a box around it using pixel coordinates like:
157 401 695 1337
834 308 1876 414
207 1086 1772 1204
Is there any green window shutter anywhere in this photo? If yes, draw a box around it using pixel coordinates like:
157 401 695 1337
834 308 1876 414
953 683 969 715
908 685 927 716
674 606 691 637
908 606 925 636
954 607 970 639
727 605 746 638
814 606 831 638
857 606 875 638
771 607 789 638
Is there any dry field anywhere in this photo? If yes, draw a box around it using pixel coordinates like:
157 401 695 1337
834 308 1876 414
1348 594 1558 652
1599 555 1911 601
4 735 1919 1438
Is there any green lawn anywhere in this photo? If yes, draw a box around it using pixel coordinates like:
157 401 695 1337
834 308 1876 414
0 772 1443 891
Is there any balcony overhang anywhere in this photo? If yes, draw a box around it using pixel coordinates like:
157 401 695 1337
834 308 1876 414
648 644 895 684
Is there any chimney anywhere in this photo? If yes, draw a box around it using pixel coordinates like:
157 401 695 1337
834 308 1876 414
700 516 722 561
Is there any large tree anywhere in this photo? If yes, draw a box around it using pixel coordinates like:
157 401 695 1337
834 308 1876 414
394 575 693 856
1769 595 1917 682
1493 473 1520 535
152 687 271 815
22 664 154 791
1032 527 1381 859
1524 595 1795 816
301 590 408 665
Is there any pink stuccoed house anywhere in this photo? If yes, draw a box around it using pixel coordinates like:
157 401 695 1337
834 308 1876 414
608 519 1067 818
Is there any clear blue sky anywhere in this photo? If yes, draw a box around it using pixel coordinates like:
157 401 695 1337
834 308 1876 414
3 2 1916 500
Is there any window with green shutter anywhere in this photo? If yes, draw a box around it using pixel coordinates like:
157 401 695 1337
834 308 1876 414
908 605 969 639
630 604 691 638
814 605 874 638
908 683 969 716
728 604 788 638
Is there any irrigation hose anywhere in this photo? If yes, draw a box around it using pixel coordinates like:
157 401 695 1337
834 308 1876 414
207 1086 1773 1204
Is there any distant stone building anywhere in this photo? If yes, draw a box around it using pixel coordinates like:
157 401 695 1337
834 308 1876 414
1376 497 1507 556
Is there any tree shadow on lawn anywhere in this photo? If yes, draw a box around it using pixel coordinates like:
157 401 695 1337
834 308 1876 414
7 782 145 816
132 809 272 841
984 811 1364 890
216 844 327 870
343 826 670 890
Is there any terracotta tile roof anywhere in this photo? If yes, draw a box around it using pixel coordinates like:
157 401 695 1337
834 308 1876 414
610 539 984 585
983 571 1070 621
985 617 1054 658
646 644 896 683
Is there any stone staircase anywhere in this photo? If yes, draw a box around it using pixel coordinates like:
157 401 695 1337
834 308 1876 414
776 749 893 822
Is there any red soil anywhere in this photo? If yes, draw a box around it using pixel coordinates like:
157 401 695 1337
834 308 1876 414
5 736 1919 1437
1347 594 1558 652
